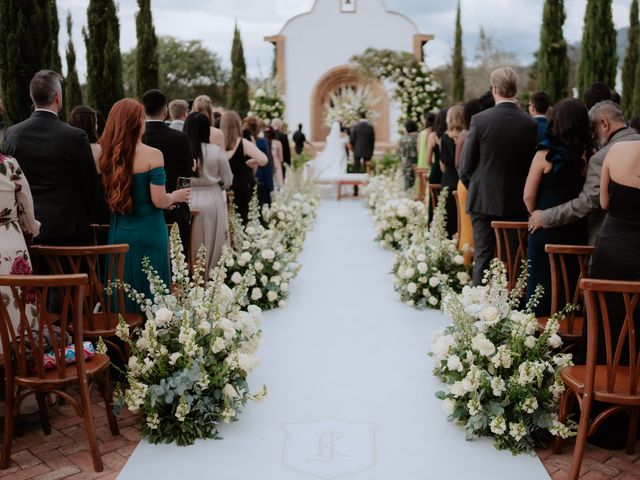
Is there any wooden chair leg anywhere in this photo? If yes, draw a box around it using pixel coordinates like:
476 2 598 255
101 370 119 436
79 381 103 472
553 390 571 454
568 393 594 480
626 407 639 455
36 392 51 435
0 387 15 469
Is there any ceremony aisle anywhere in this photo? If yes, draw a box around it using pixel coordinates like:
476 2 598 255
119 199 549 480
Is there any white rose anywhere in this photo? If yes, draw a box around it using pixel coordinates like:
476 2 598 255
442 398 455 416
261 249 275 260
524 336 537 349
155 307 173 325
428 296 439 306
472 334 496 357
240 252 252 263
281 282 289 291
548 334 563 349
403 267 415 279
428 277 440 288
450 381 465 398
251 288 263 300
407 282 418 294
456 272 470 285
255 262 264 272
417 262 428 274
454 255 465 265
447 354 463 372
267 291 278 302
231 272 243 284
273 261 281 271
481 306 499 325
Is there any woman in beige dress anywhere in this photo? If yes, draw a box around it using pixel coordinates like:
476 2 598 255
184 112 233 273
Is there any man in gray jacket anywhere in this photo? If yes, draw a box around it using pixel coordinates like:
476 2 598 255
528 101 640 244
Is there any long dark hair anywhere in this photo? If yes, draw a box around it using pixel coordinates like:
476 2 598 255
549 98 592 168
434 108 448 138
184 112 210 176
69 105 99 143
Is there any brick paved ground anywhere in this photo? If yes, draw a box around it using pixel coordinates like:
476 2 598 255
3 401 640 479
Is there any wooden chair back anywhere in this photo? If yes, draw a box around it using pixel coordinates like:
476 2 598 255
546 244 594 335
227 191 235 249
0 274 88 381
30 245 129 332
413 167 429 201
581 278 640 396
491 221 528 290
453 191 462 243
428 183 441 214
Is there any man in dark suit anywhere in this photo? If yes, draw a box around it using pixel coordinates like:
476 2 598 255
141 89 193 255
350 112 375 194
4 70 99 246
272 118 291 172
350 112 375 173
460 67 537 285
528 91 550 144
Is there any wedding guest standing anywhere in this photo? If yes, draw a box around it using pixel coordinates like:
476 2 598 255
528 101 640 245
440 105 464 238
265 126 284 189
184 112 232 272
68 106 110 226
247 119 275 206
193 95 225 148
528 91 550 144
523 99 590 315
272 118 291 173
582 82 612 110
141 89 193 255
221 112 268 223
397 120 419 189
292 123 311 155
425 109 446 186
100 99 190 310
168 99 189 131
4 70 99 246
417 112 436 170
460 67 538 285
0 153 40 336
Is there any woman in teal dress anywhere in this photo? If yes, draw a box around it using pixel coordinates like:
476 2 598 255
99 99 191 310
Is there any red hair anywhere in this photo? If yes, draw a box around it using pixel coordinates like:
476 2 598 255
99 99 145 215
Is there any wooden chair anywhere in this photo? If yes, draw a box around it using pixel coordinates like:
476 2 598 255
555 278 640 480
542 244 594 345
413 167 429 201
427 183 441 214
491 221 528 291
30 245 143 363
0 274 118 471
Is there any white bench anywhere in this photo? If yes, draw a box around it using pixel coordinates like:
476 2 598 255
314 174 369 200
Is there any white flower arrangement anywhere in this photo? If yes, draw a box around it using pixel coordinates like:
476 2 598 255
111 225 267 446
248 79 285 123
351 48 444 129
392 188 471 309
429 259 576 454
324 84 380 128
226 168 318 310
374 197 427 251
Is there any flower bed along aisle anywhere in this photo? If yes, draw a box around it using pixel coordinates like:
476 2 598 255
429 259 576 454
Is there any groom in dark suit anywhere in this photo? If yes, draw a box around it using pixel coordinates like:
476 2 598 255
460 67 537 285
350 112 375 194
4 70 99 246
141 89 193 255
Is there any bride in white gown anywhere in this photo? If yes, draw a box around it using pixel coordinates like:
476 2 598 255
308 121 349 179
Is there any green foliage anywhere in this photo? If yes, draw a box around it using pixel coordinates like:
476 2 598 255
65 13 83 116
229 24 250 117
84 0 124 117
537 0 569 103
122 36 228 103
451 1 465 102
135 0 159 97
371 152 401 176
0 0 62 124
577 0 617 95
622 0 639 117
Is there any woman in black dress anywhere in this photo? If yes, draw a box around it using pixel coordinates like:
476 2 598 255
220 112 268 223
523 98 590 316
440 105 464 238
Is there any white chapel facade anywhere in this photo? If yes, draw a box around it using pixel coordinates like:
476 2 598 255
266 0 432 145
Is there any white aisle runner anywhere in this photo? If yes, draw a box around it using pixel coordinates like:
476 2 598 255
119 199 549 480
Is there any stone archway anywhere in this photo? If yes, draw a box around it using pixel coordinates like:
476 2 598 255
310 65 389 143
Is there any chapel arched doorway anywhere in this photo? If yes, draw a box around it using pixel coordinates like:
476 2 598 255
310 65 389 144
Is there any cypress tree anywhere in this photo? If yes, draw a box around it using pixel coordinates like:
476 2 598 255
0 0 60 124
47 0 63 73
229 24 250 118
135 0 159 97
622 0 639 117
451 1 464 102
577 0 617 95
84 0 124 117
537 0 569 103
65 13 83 115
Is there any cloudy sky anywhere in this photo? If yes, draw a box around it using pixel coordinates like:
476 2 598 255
58 0 633 81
